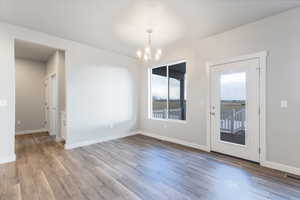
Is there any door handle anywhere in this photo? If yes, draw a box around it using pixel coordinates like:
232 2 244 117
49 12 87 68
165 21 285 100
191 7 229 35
210 112 215 116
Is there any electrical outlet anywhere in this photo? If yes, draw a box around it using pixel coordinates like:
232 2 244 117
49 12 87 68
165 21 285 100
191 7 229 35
17 120 21 125
281 100 288 108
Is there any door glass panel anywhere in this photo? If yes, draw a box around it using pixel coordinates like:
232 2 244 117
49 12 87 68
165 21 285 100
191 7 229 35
220 72 246 145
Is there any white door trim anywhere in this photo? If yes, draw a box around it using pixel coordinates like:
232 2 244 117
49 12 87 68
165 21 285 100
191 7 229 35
48 72 58 136
206 51 267 163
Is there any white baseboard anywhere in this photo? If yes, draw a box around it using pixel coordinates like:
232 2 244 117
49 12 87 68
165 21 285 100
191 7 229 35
65 131 139 150
0 154 16 164
261 160 300 177
55 136 65 142
140 132 210 152
16 128 48 135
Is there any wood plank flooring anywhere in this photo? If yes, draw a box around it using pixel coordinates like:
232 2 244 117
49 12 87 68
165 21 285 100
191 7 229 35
1 133 300 200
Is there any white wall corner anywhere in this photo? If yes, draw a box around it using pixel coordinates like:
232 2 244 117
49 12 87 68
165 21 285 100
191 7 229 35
0 154 16 164
140 132 210 152
261 160 300 177
64 131 140 150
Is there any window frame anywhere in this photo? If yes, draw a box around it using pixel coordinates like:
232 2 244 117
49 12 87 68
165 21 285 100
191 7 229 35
148 60 187 123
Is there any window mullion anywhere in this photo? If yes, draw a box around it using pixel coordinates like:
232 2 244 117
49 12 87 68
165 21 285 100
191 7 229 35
167 65 169 119
149 68 152 119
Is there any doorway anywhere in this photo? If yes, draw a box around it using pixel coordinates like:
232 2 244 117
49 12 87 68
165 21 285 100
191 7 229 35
207 52 267 162
14 39 66 142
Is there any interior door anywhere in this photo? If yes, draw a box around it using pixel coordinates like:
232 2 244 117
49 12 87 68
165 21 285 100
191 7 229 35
49 74 58 136
210 58 260 162
44 79 49 130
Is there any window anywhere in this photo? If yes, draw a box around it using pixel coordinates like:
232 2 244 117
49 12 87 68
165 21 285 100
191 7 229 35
150 62 186 121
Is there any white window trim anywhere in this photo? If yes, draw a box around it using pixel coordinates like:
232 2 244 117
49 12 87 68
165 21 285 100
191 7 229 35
148 60 187 122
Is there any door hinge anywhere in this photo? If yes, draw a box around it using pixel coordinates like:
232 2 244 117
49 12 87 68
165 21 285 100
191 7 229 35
258 148 261 154
258 107 261 115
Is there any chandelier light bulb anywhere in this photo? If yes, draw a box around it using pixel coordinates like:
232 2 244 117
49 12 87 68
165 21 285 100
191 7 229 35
136 50 142 58
144 54 149 61
145 47 151 54
157 49 162 55
155 53 160 61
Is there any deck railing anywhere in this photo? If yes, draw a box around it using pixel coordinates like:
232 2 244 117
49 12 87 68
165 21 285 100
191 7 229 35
153 108 245 133
220 109 246 134
153 109 181 120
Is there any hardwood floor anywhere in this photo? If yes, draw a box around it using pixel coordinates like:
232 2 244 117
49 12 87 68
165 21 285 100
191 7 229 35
1 133 300 200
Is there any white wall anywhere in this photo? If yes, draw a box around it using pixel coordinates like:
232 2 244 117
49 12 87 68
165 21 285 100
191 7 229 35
0 22 139 163
15 58 46 133
0 27 15 163
140 7 300 170
58 51 66 112
67 44 139 146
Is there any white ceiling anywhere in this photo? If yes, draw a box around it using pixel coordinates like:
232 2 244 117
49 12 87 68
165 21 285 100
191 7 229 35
1 0 299 57
15 40 57 62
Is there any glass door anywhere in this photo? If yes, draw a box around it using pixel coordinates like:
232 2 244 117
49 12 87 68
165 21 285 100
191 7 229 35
210 58 260 162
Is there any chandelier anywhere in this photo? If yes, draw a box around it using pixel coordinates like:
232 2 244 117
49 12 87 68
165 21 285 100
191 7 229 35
136 29 162 61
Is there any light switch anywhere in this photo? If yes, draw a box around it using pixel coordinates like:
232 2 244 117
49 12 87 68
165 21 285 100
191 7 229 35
0 99 8 107
281 100 288 108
